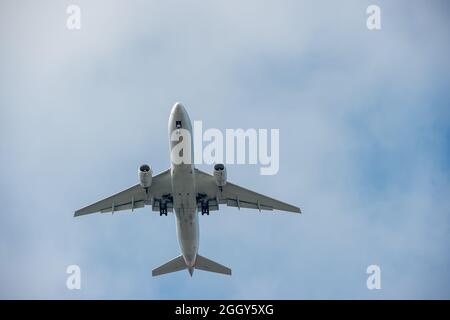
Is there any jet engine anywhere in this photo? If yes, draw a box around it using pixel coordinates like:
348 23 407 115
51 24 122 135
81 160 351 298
213 163 227 187
139 164 153 188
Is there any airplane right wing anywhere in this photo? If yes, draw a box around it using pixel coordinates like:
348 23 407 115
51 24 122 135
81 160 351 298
74 169 173 217
195 169 301 214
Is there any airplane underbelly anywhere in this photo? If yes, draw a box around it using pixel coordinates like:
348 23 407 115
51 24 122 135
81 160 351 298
172 164 198 265
171 164 196 208
175 207 199 266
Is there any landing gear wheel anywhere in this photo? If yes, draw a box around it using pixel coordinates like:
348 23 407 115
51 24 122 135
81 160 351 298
159 206 168 216
201 205 210 216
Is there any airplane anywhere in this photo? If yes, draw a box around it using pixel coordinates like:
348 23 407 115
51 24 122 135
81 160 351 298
74 102 301 277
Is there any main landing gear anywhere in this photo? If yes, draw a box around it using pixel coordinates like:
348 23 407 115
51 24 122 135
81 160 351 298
201 201 210 215
159 205 168 216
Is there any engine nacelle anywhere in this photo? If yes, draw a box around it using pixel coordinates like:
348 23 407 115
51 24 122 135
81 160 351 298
139 164 153 188
213 163 227 187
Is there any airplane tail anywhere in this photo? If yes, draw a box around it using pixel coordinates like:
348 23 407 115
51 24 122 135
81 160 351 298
152 255 187 277
195 254 232 276
152 254 232 277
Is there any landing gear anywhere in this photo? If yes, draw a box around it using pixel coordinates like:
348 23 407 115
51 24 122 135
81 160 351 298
201 201 210 215
159 204 168 216
158 195 172 216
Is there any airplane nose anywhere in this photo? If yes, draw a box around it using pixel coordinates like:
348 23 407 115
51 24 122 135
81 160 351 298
168 101 192 132
171 102 185 115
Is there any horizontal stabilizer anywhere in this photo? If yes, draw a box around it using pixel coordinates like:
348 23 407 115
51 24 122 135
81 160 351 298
152 255 186 277
152 254 232 277
195 254 232 276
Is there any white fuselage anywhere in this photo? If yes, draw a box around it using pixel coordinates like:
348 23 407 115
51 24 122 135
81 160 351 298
168 103 199 268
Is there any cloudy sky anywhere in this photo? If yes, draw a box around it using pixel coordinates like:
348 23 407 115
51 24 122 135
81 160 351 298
0 0 449 299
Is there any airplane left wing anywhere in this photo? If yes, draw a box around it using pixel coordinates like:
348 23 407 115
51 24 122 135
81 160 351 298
74 169 172 217
195 169 301 214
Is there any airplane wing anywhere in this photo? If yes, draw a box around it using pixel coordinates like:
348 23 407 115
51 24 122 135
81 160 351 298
195 169 301 214
74 169 172 217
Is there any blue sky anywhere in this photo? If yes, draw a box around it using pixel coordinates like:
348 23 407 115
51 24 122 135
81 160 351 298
0 0 449 299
